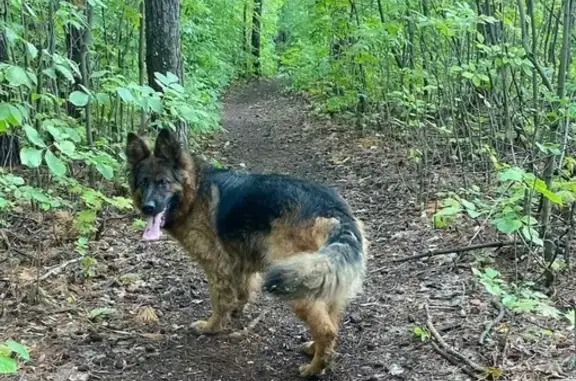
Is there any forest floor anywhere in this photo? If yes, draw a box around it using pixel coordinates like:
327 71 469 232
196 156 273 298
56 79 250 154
2 79 575 381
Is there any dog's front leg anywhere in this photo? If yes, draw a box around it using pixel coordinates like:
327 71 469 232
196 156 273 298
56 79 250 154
191 273 238 335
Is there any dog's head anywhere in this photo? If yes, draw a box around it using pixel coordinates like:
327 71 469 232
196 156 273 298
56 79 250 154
125 128 192 241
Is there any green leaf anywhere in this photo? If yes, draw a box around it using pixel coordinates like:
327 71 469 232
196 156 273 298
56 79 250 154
55 140 75 156
23 125 46 148
109 196 132 209
494 217 522 234
498 167 524 182
0 103 24 127
460 199 476 210
472 75 481 87
68 91 89 107
5 340 30 361
117 87 135 103
520 216 538 225
26 188 50 203
95 93 110 104
4 27 17 44
521 226 543 246
25 42 38 59
148 97 163 113
6 66 30 87
467 209 482 218
7 104 23 125
55 64 75 82
462 71 474 79
169 82 185 93
20 147 43 168
95 162 113 180
90 70 109 79
532 179 562 204
0 356 17 374
484 267 499 279
44 150 66 177
88 307 117 320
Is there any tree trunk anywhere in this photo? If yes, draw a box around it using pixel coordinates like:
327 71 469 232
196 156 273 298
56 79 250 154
138 0 146 134
251 0 263 76
65 0 84 118
144 0 187 145
0 0 19 167
0 135 20 168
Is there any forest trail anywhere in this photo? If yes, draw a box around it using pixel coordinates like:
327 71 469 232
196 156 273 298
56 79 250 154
118 78 475 381
6 79 548 381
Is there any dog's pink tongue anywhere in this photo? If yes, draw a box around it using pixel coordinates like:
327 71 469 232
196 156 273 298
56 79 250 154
142 210 165 241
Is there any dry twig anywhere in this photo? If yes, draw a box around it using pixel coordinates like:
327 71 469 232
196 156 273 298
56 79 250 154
425 304 485 376
479 299 506 346
38 258 82 281
370 241 518 273
430 341 479 379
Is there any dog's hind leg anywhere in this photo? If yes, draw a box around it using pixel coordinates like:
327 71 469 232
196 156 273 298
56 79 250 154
300 300 345 358
232 272 262 317
291 300 338 377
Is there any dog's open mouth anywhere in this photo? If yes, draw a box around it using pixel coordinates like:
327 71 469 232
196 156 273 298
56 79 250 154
142 209 166 241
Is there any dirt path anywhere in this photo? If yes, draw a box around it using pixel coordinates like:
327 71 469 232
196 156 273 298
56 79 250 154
116 78 473 381
6 79 536 381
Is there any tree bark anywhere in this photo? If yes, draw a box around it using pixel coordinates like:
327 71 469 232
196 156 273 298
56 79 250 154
251 0 263 75
145 0 182 91
0 0 19 168
65 0 84 118
138 0 146 134
144 0 187 145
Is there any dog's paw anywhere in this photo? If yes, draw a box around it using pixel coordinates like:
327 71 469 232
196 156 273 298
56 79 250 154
299 363 324 377
231 303 248 317
300 341 315 356
190 320 215 335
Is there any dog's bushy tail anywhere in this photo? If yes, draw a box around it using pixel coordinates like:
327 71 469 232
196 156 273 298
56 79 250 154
263 217 367 301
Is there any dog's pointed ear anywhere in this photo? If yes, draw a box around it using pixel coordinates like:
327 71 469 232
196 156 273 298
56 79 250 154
126 132 150 166
154 128 187 168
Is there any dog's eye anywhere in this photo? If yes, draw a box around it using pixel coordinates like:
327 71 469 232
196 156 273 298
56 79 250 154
158 178 168 185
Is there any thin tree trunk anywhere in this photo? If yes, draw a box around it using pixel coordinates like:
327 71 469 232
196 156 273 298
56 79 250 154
251 0 263 76
242 0 250 74
144 0 187 145
541 0 575 261
65 0 84 118
81 2 95 186
138 0 146 134
0 0 19 168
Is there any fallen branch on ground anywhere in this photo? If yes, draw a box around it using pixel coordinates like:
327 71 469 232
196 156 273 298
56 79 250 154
425 304 485 377
430 341 479 379
479 300 506 346
370 241 517 273
38 258 82 281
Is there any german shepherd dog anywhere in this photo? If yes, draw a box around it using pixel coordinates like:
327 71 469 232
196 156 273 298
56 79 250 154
125 128 368 377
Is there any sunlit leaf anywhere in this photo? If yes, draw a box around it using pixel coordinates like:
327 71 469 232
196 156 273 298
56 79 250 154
0 356 17 374
95 162 113 180
44 150 66 177
6 66 30 87
69 91 89 107
55 140 75 156
23 125 46 148
5 340 30 361
20 147 43 168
